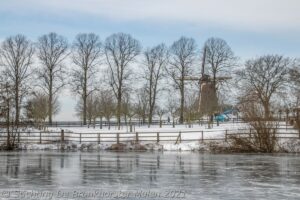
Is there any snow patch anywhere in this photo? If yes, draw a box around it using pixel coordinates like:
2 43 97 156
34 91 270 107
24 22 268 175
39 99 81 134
163 142 209 151
280 139 300 153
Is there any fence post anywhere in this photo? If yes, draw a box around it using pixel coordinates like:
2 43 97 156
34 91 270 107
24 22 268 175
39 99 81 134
98 133 100 144
18 132 20 144
299 129 300 139
39 132 42 144
135 132 139 143
117 133 120 144
79 133 82 144
61 129 64 143
157 132 160 143
179 131 182 143
201 131 204 143
225 130 228 142
100 118 102 129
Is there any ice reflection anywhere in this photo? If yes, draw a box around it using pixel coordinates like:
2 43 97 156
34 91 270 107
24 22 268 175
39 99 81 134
0 152 299 199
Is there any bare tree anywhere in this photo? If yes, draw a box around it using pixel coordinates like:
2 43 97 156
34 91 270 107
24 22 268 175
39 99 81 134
237 55 291 119
289 62 300 104
86 95 98 127
123 98 135 132
75 94 98 127
167 97 179 128
288 62 300 126
143 44 168 126
156 106 166 128
135 87 149 125
167 37 197 124
99 90 115 130
204 37 236 91
0 35 34 125
0 81 16 150
121 92 132 126
232 96 279 153
36 32 68 125
104 33 141 129
71 33 102 125
290 62 300 85
184 90 199 128
25 92 49 129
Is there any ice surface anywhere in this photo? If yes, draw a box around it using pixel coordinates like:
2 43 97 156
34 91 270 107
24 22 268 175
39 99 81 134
0 152 300 200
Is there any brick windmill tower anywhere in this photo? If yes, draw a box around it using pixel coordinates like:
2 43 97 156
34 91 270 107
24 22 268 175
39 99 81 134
183 46 231 117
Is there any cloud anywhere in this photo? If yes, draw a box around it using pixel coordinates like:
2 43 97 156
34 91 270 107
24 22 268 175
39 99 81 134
1 0 300 33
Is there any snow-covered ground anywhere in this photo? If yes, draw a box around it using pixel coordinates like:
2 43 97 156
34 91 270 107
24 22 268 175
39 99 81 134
8 121 299 152
46 122 249 143
46 121 298 143
1 121 300 152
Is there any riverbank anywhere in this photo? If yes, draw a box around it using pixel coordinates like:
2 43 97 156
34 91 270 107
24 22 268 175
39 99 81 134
12 138 300 153
1 121 299 153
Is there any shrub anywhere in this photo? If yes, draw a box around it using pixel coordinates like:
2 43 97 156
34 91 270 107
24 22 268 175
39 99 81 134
230 98 279 153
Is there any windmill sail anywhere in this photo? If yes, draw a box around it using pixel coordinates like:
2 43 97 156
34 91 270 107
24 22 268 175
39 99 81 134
201 46 206 77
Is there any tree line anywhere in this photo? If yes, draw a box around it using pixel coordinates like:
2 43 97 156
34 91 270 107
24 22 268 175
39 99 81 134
0 32 299 130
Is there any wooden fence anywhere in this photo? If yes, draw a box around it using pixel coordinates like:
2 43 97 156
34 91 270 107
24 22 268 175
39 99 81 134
0 118 245 128
0 127 299 145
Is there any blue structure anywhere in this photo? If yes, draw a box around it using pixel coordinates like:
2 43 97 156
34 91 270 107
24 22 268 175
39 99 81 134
215 114 226 122
215 109 238 122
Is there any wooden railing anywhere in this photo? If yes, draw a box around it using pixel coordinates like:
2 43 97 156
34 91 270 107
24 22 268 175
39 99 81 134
0 127 299 145
0 118 245 128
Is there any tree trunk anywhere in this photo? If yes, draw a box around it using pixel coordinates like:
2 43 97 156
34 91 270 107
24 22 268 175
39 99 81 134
142 116 146 125
159 117 162 128
88 117 92 128
148 110 152 127
83 69 87 125
48 94 52 125
213 72 217 92
129 118 132 132
6 99 11 149
83 94 87 125
263 100 271 119
108 119 111 130
117 89 122 130
15 82 19 126
179 83 184 124
48 70 53 125
148 77 153 126
100 116 103 129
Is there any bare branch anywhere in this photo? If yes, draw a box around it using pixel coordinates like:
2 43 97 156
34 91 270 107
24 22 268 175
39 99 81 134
166 37 197 123
104 33 141 128
70 33 102 125
36 32 69 124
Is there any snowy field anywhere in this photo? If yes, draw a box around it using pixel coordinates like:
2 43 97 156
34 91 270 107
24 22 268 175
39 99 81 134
47 121 298 143
1 121 300 152
48 122 250 144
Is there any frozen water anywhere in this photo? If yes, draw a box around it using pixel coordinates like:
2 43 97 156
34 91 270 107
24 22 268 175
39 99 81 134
0 152 300 199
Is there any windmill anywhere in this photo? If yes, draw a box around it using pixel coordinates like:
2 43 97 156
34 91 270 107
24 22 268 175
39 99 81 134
183 46 231 117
